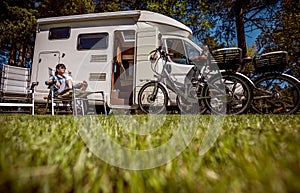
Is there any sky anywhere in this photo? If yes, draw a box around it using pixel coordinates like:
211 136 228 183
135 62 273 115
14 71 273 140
246 29 261 46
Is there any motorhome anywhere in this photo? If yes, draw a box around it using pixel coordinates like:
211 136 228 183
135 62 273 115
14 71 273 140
31 10 205 111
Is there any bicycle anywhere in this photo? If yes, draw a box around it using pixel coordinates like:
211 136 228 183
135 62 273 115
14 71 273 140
203 48 255 115
137 47 204 114
137 47 254 115
249 51 300 114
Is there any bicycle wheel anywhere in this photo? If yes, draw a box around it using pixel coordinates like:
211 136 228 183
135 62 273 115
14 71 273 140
138 82 168 114
203 72 253 115
252 73 300 114
176 83 207 114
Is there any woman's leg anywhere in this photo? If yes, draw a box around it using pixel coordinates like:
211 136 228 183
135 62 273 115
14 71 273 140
66 79 73 89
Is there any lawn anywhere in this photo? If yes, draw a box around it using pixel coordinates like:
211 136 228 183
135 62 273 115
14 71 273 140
0 114 299 193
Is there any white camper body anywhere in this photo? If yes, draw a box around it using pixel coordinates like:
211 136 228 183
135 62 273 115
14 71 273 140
31 10 203 110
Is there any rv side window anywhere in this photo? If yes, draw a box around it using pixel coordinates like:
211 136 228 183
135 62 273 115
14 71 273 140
77 33 109 50
49 27 71 40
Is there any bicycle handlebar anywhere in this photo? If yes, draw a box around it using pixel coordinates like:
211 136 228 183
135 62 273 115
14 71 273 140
148 48 170 77
149 47 168 59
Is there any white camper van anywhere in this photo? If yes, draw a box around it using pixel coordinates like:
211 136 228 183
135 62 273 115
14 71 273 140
31 10 204 110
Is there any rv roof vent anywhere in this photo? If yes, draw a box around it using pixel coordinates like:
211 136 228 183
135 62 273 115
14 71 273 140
90 55 107 63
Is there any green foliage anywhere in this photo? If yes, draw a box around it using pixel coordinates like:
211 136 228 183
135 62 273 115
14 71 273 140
0 0 298 71
94 0 147 12
0 114 300 193
146 0 212 41
37 0 95 17
0 0 96 67
0 2 37 66
0 4 37 42
206 0 280 57
202 34 225 52
61 0 95 15
256 0 300 78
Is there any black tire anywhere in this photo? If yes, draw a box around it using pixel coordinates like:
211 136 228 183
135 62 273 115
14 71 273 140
203 72 253 115
138 82 168 114
252 73 300 114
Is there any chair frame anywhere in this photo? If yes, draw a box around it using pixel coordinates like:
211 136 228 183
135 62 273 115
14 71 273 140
0 64 38 115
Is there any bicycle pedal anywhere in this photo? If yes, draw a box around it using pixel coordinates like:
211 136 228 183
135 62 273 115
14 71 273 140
273 107 283 113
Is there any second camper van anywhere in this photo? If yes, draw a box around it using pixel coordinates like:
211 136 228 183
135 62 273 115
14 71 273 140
31 10 204 111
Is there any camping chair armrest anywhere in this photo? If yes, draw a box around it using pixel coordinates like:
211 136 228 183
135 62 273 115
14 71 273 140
30 82 39 91
44 79 57 86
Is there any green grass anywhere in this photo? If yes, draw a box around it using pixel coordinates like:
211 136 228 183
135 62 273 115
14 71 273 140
0 114 300 193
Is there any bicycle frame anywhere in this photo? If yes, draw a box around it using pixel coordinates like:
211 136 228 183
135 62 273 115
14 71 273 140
251 72 299 99
149 49 225 103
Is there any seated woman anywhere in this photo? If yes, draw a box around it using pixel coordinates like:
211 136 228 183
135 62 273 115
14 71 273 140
45 63 87 97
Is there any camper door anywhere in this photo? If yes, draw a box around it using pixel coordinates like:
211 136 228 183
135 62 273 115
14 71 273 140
35 51 61 92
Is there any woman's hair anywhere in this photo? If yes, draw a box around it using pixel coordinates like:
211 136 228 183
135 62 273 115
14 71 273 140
55 63 66 76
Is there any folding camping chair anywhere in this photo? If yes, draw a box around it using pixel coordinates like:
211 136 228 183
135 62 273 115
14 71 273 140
0 64 38 114
45 67 74 115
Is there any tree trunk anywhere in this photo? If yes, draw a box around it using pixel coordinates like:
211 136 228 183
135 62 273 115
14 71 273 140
17 44 24 67
234 1 247 58
8 43 17 66
22 45 28 67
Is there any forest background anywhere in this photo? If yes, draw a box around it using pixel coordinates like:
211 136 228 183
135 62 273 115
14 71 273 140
0 0 299 78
